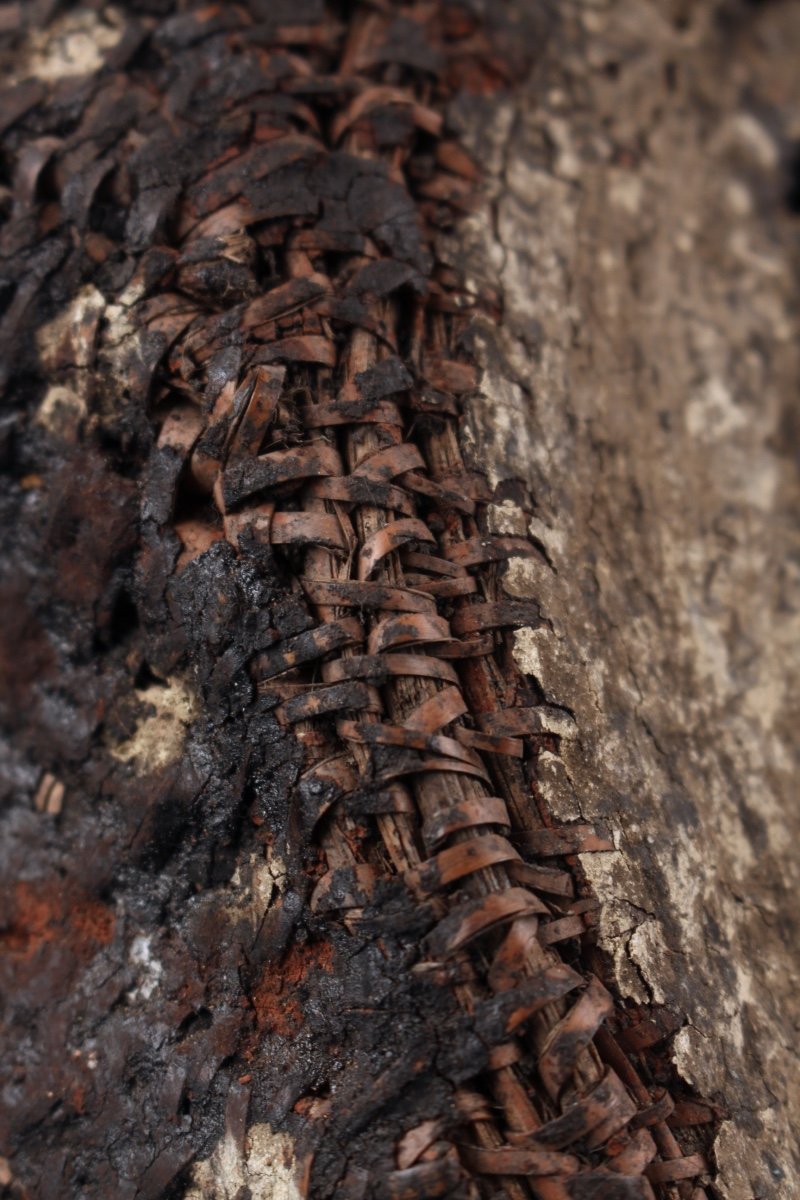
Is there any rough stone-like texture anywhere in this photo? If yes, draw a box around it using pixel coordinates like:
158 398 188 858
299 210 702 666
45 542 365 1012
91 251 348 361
449 3 800 1197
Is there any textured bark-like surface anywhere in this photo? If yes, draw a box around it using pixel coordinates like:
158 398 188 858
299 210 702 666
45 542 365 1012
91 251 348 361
0 2 795 1200
447 3 800 1198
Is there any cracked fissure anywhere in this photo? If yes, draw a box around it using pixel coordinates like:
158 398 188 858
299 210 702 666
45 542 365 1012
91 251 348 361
7 1 721 1197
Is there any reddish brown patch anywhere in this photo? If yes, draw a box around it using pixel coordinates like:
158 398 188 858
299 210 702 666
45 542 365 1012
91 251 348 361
1 880 115 962
252 939 333 1037
2 884 58 957
71 897 115 945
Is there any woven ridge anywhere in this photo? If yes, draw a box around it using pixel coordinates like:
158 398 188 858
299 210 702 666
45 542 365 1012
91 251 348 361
98 4 715 1197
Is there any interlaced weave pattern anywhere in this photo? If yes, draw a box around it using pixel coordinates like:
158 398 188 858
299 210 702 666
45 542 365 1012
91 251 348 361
101 4 714 1197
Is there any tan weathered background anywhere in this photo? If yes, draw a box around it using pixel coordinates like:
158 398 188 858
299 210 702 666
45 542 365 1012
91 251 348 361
448 1 800 1196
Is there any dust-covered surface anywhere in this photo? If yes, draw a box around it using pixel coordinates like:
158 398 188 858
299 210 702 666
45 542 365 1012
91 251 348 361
450 2 800 1197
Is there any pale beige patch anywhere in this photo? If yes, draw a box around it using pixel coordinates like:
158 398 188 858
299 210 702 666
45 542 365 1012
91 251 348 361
12 8 124 84
685 376 747 440
111 679 197 770
511 625 546 679
187 1123 301 1200
713 113 780 170
227 851 290 938
486 499 528 537
608 170 644 215
34 286 108 436
37 285 106 371
34 385 87 439
502 557 548 600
